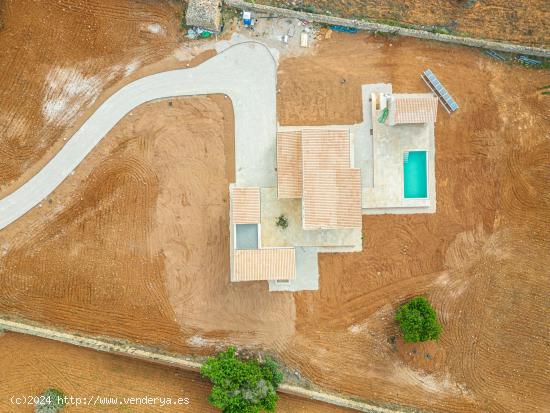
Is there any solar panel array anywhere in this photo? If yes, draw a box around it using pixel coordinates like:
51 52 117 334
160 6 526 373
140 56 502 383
422 69 459 113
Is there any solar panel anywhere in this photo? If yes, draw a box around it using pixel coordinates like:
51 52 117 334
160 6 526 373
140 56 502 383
421 69 459 113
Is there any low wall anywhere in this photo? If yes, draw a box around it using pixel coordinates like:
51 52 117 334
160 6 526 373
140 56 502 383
224 0 550 58
0 317 410 413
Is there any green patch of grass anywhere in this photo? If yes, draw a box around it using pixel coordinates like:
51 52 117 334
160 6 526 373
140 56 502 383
179 9 188 31
430 26 451 35
289 4 317 13
366 18 415 30
221 5 240 28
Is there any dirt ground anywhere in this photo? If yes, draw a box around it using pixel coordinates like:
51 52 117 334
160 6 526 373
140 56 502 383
1 2 549 413
0 0 217 196
255 0 550 47
0 332 355 413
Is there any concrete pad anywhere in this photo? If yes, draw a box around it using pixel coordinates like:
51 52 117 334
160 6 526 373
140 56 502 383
354 83 392 189
360 85 436 215
268 247 319 292
260 188 361 248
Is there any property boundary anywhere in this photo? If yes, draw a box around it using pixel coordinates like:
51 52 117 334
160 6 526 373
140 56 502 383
0 317 413 413
224 0 550 58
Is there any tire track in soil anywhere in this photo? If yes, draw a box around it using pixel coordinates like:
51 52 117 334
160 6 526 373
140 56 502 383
1 13 549 413
1 332 358 413
0 0 181 188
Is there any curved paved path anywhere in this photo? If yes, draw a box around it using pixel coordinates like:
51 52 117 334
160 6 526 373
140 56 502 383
0 42 277 230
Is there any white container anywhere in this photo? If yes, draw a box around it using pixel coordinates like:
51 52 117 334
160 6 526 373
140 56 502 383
300 31 308 47
380 93 388 110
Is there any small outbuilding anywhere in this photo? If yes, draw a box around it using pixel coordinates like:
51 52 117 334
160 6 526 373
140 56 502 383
185 0 222 32
387 94 438 126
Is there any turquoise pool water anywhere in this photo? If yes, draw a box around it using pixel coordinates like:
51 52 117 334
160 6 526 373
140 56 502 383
403 151 428 198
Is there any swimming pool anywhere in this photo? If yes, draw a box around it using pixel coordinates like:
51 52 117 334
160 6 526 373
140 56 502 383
403 151 428 199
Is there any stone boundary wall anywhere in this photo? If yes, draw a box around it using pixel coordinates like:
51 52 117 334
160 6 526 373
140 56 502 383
0 317 411 413
225 0 550 58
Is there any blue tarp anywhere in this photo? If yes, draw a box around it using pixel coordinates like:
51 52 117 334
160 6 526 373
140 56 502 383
330 25 358 33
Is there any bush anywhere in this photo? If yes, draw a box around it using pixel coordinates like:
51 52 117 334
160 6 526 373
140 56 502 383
395 296 443 343
35 388 65 413
201 347 283 413
275 215 288 230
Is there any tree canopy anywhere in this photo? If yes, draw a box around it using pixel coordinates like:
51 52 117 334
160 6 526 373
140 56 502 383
35 388 65 413
201 347 283 413
396 296 443 343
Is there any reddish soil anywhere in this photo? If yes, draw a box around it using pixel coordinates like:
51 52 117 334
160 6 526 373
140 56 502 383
276 33 550 412
0 332 355 412
0 2 549 413
256 0 550 47
0 0 216 196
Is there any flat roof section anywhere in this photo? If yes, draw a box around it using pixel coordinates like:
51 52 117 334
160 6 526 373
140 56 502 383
231 187 261 224
235 224 259 250
232 248 296 281
277 131 303 199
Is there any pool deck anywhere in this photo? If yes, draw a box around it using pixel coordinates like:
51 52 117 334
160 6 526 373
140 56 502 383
271 84 437 217
359 85 436 214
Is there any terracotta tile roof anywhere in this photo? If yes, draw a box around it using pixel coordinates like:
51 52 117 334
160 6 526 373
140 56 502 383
231 187 260 224
392 95 438 124
232 248 296 281
301 129 350 170
277 131 303 199
301 129 362 229
303 168 362 229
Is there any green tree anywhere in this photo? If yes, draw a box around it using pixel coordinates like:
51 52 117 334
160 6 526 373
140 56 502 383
35 388 65 413
201 347 283 413
396 296 443 343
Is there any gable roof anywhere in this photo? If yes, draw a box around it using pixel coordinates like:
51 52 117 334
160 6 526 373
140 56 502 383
390 94 438 124
301 129 362 229
277 131 303 199
232 248 296 281
231 187 260 224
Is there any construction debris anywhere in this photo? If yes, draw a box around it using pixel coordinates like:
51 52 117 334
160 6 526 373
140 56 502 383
186 27 214 39
185 0 222 32
317 27 332 40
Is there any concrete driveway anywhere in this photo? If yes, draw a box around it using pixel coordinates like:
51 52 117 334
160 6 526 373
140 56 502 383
0 41 277 230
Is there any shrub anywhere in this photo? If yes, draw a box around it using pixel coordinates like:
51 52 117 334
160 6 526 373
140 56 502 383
201 347 283 413
275 214 288 230
35 388 65 413
395 296 443 343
